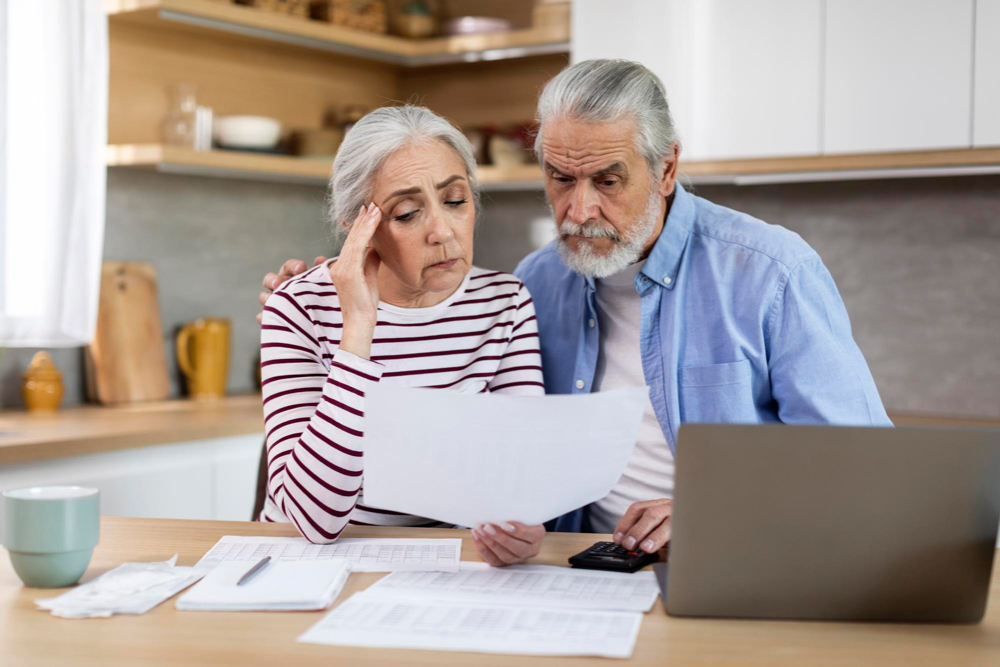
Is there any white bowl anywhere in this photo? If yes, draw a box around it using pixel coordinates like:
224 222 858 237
443 16 512 35
213 115 282 150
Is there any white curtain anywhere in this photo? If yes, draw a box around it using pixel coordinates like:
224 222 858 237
0 0 108 346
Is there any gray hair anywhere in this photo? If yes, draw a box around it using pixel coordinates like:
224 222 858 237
329 105 480 232
534 59 680 175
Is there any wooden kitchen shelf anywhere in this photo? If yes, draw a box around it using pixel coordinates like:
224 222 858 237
107 144 544 190
105 0 570 67
108 143 1000 190
683 147 1000 184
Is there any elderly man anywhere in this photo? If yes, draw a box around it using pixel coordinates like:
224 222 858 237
261 59 891 557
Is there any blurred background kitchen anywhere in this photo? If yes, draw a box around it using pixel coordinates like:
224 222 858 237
1 0 998 527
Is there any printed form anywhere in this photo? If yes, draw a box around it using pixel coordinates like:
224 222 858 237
298 593 643 659
362 562 660 612
195 536 461 572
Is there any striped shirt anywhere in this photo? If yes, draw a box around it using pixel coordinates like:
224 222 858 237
259 260 545 543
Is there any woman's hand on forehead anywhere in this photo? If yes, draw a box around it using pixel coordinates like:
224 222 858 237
328 203 384 359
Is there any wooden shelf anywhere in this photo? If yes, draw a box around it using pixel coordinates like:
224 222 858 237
108 144 332 183
106 0 570 67
683 147 1000 185
108 144 1000 190
107 144 544 190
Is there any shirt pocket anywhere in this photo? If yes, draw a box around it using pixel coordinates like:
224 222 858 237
678 359 757 424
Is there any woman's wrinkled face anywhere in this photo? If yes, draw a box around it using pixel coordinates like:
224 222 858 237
369 140 475 299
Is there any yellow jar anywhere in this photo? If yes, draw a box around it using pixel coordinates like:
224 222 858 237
23 352 64 413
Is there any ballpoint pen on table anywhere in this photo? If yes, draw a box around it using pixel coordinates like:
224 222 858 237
236 557 271 586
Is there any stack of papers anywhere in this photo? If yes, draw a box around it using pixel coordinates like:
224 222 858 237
196 536 462 573
35 556 203 619
176 560 350 612
299 562 660 658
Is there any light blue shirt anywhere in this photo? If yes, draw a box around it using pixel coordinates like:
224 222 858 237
515 184 891 531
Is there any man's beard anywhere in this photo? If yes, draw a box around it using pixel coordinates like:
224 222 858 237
555 188 662 279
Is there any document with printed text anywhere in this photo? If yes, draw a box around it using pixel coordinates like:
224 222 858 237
362 562 660 612
195 536 461 572
363 386 648 527
298 593 643 658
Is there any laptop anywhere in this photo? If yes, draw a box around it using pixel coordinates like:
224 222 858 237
656 423 1000 623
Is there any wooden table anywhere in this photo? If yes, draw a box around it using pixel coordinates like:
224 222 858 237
2 517 998 666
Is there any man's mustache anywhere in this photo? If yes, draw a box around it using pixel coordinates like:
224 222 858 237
559 220 620 242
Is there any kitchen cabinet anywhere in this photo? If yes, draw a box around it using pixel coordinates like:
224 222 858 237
570 0 690 131
680 0 822 160
566 0 1000 180
571 0 822 160
571 0 823 161
0 434 264 542
974 0 1000 146
823 0 975 154
570 0 692 145
570 0 675 67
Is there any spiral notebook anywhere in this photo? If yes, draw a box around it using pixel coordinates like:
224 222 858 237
176 560 351 612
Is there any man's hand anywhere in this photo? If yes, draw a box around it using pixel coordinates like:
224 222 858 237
257 256 329 324
613 499 673 553
472 522 545 567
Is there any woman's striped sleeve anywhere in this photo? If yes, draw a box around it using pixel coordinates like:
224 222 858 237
261 289 383 543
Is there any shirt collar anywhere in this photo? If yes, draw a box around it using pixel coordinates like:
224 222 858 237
581 182 695 292
640 182 694 291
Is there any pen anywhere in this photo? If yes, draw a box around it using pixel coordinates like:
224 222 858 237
237 556 271 586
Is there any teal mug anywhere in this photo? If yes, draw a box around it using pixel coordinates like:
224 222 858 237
3 486 99 588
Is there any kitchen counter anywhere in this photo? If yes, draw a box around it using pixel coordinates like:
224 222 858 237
0 395 264 466
0 396 995 468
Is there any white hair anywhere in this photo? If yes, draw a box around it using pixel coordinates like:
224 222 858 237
534 59 680 174
554 186 662 278
329 105 480 232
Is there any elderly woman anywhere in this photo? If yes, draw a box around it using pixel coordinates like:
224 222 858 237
259 106 545 566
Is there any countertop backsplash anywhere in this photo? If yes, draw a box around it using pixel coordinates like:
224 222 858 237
1 171 998 419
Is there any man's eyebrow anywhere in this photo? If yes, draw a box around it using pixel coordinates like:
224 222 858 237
544 162 567 176
543 162 628 177
386 175 465 201
596 162 627 176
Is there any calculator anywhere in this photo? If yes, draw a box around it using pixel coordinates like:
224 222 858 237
568 541 660 573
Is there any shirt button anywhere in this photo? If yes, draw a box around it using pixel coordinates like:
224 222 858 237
664 276 672 284
575 379 585 389
642 276 649 283
588 318 596 328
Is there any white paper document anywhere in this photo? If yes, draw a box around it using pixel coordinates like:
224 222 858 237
362 562 660 612
195 536 461 572
177 560 351 611
36 556 203 619
363 386 647 526
298 593 643 659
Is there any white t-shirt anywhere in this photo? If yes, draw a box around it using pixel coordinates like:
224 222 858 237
588 261 675 534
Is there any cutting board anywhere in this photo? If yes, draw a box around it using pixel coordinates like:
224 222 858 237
85 262 171 404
